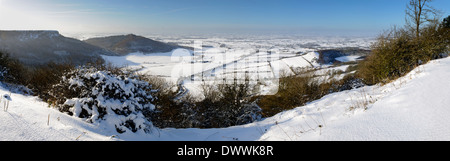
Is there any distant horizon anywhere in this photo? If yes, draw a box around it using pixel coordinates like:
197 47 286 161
1 0 448 37
0 29 379 40
60 29 381 39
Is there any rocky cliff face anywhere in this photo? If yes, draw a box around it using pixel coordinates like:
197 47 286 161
84 34 185 55
0 30 118 66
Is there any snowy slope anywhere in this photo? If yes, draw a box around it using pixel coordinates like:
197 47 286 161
261 57 450 140
1 57 450 141
0 90 113 141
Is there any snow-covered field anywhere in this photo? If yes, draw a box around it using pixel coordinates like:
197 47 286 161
102 50 315 97
101 35 365 97
2 51 450 140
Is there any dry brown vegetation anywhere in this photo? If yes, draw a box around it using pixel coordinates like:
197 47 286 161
256 69 363 117
357 17 449 85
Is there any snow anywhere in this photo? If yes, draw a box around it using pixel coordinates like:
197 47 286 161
335 55 362 62
281 56 311 68
0 91 111 141
101 48 321 97
2 56 450 140
1 32 449 140
276 58 450 140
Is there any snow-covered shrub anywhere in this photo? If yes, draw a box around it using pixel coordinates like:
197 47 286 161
48 66 156 133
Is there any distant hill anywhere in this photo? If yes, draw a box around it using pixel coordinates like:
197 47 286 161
84 34 188 55
0 30 118 66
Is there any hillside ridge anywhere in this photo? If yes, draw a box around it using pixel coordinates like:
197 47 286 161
84 34 188 55
0 30 118 66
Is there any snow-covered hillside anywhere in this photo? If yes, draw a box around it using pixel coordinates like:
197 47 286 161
1 56 450 140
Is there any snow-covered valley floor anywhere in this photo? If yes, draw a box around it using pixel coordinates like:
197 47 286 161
1 56 450 141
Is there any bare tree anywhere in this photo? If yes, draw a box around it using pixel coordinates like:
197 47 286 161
405 0 438 38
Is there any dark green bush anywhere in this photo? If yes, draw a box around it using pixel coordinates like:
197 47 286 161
443 15 450 28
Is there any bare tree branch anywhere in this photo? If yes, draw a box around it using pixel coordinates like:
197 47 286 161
405 0 439 38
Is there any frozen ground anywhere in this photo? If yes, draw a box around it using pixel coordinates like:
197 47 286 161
1 54 450 140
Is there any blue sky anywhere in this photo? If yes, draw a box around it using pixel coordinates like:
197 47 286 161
0 0 448 36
